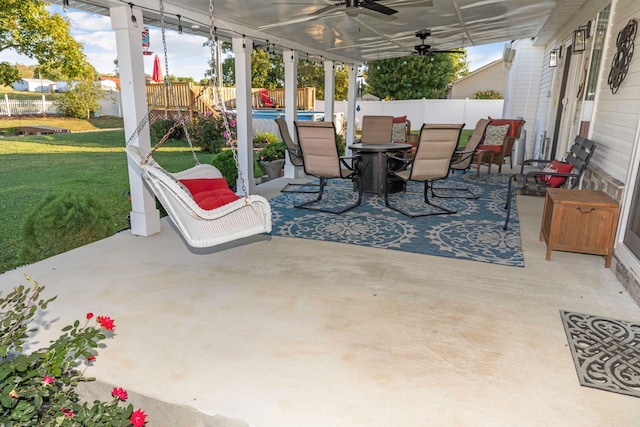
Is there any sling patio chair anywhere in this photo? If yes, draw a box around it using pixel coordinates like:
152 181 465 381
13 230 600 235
384 123 463 217
294 121 363 214
275 118 320 194
358 115 394 144
433 118 491 199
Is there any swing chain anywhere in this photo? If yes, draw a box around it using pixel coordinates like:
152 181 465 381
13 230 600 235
209 0 248 197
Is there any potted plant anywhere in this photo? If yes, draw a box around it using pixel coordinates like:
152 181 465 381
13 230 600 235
258 140 286 180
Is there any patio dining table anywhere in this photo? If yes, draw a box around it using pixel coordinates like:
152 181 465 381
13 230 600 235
349 143 413 197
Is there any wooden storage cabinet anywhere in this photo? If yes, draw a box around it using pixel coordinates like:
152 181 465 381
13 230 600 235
540 188 619 268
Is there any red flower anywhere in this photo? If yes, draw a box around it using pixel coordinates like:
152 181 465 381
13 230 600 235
8 390 19 399
87 354 96 362
130 408 147 427
86 312 94 320
42 375 54 384
111 387 128 401
61 408 74 418
96 315 115 330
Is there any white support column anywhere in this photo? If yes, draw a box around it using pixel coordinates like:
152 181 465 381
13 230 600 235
232 36 255 195
283 49 299 179
345 64 359 156
323 60 335 122
111 5 161 236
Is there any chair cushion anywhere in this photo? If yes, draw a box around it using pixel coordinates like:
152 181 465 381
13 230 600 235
483 124 510 145
392 120 408 143
179 178 239 210
540 160 574 187
488 118 523 137
477 145 502 154
393 116 407 123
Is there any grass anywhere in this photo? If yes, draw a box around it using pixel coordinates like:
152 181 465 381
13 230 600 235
0 116 124 134
0 127 217 274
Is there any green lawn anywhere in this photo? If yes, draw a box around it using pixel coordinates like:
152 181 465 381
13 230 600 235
0 129 216 274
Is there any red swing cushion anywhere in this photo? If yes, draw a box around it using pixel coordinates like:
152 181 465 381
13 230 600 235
179 178 239 210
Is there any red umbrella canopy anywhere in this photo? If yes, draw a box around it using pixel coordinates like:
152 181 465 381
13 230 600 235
152 55 163 83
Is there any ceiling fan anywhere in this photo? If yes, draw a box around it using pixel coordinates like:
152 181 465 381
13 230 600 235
313 0 399 17
413 29 463 56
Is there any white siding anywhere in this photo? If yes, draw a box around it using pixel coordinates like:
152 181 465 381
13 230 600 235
450 61 508 99
590 0 640 182
503 39 546 159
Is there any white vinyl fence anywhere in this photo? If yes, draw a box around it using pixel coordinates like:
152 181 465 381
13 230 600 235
317 98 504 131
1 94 57 116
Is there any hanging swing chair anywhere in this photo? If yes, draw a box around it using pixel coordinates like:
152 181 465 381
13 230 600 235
125 0 271 248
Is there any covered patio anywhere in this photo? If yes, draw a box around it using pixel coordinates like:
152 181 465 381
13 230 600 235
1 178 639 425
3 0 640 424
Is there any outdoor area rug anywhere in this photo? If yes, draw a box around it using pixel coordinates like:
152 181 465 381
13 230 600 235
269 172 524 267
560 310 640 398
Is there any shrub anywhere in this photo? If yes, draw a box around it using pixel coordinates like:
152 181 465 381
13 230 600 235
18 193 115 265
0 275 148 426
150 118 183 143
258 141 285 162
474 89 503 99
188 111 236 153
253 131 280 146
212 150 265 190
55 80 102 119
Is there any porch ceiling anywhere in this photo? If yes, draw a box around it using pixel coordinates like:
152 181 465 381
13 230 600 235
59 0 578 63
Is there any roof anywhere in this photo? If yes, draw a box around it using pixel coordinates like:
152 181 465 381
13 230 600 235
451 59 504 86
54 0 583 65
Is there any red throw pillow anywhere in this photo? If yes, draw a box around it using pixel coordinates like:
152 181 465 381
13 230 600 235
393 116 407 123
179 178 239 210
540 160 574 187
487 118 523 137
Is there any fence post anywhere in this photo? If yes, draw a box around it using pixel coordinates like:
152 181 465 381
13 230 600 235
4 94 11 117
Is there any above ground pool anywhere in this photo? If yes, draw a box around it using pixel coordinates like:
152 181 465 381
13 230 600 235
252 109 324 121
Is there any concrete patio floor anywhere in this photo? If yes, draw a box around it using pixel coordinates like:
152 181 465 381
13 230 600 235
1 176 639 426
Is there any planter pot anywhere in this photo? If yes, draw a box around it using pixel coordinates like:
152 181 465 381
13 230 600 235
261 159 284 180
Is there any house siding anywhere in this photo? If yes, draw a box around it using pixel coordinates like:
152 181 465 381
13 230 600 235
449 61 507 100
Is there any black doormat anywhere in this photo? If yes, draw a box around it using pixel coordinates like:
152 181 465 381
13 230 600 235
560 310 640 398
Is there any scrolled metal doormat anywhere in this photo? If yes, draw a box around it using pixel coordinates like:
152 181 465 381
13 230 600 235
560 310 640 398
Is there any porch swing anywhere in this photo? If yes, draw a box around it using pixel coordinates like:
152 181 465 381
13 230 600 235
125 0 271 248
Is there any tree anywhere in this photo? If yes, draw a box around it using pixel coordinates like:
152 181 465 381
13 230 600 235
0 0 93 85
55 80 102 119
364 52 469 100
474 89 503 99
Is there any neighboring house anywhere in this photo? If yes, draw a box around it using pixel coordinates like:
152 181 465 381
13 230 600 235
12 78 55 93
449 59 507 99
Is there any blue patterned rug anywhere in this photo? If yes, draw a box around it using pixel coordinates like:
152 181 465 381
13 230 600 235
269 173 524 267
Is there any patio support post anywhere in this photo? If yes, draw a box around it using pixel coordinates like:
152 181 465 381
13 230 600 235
284 49 299 179
324 60 335 123
345 65 359 156
232 36 255 195
110 5 161 237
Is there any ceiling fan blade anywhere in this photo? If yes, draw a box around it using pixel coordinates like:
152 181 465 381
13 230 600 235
362 1 398 15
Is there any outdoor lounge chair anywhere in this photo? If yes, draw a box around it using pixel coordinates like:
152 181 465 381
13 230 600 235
275 118 319 194
294 121 362 214
477 119 525 173
502 135 597 230
384 123 463 217
259 89 275 108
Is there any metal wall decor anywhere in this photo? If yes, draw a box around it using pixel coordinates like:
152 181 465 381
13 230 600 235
608 19 637 94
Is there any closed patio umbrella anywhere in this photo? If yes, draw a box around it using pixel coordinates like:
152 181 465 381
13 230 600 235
152 55 163 83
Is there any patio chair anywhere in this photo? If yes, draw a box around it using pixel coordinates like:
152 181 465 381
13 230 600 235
502 135 597 230
294 121 363 214
275 118 319 194
431 120 488 199
259 89 275 108
384 123 463 217
358 115 394 144
477 119 525 173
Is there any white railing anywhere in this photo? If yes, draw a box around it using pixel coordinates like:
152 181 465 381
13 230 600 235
0 95 57 116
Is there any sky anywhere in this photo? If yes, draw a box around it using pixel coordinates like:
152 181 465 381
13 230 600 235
3 5 506 81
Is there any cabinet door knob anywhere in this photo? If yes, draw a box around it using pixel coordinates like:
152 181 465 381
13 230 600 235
576 206 596 213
